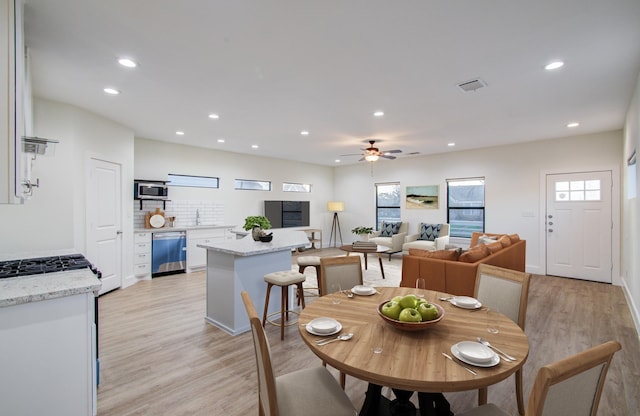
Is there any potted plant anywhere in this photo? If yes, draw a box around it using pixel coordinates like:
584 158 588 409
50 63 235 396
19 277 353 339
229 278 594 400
352 226 374 241
243 216 272 241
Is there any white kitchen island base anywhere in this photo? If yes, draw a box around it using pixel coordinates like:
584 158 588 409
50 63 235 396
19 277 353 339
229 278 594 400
200 230 309 336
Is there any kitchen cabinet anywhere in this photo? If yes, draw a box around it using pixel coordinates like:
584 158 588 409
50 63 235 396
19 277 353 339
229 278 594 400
0 291 97 415
1 0 18 204
187 227 233 271
133 231 152 277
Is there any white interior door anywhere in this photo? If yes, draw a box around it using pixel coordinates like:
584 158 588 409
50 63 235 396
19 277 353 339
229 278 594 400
86 158 122 294
546 171 612 283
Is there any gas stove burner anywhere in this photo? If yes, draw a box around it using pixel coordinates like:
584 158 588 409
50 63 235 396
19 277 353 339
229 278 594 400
0 254 99 279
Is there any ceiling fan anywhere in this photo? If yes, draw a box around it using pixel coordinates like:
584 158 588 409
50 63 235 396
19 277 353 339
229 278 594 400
342 140 402 162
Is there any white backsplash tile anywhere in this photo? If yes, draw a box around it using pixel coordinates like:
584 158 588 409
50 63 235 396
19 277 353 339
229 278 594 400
133 200 224 229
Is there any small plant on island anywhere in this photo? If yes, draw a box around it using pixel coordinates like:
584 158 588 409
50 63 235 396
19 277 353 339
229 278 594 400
243 215 272 231
351 226 374 235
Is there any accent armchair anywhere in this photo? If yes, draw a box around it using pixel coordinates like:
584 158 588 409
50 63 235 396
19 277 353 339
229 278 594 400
369 222 409 259
402 223 450 254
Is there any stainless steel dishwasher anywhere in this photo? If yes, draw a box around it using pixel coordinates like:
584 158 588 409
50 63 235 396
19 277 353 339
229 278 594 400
152 231 187 277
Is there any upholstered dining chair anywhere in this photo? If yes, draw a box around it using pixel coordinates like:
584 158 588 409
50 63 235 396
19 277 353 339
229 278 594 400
319 255 363 296
240 291 357 416
455 340 621 416
474 263 532 415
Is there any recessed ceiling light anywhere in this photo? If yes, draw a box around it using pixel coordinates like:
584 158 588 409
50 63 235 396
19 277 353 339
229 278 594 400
118 58 137 68
545 61 564 70
373 111 384 117
251 144 259 149
176 131 185 135
300 131 309 136
217 138 225 143
567 122 580 128
335 159 341 163
103 87 120 95
208 113 219 119
447 142 456 147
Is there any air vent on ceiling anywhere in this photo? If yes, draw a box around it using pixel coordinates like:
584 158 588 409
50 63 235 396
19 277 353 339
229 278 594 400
457 78 487 92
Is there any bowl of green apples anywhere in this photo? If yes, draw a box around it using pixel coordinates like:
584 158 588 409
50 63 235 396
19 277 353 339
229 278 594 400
377 294 445 331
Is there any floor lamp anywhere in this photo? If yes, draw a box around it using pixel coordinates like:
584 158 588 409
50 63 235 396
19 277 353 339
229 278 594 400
327 201 344 247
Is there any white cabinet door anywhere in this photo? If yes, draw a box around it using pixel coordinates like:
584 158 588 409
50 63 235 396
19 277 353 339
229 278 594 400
187 228 231 271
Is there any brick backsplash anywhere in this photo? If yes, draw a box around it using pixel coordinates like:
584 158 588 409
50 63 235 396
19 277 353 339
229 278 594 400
133 200 225 229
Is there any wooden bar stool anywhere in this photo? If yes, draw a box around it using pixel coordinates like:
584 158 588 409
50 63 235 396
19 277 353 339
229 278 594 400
297 256 321 304
263 270 306 340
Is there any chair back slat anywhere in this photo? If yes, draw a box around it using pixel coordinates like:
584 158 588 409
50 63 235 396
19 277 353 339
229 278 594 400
319 256 363 296
527 340 621 416
241 291 279 416
474 264 531 329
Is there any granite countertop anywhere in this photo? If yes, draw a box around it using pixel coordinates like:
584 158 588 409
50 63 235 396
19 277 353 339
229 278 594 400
134 224 236 233
0 249 102 308
197 229 309 256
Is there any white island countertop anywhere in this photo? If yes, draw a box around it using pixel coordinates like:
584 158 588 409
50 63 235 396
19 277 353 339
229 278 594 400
197 229 309 256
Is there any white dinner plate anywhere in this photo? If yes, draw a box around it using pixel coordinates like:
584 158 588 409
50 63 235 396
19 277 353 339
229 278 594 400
149 214 165 228
351 285 376 296
451 343 500 367
449 296 482 310
306 318 342 336
455 341 495 363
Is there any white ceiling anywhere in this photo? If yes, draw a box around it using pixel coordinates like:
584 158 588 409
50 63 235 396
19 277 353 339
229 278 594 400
23 0 640 166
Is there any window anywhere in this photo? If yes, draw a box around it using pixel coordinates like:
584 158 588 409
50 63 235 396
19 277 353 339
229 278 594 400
167 173 219 188
234 179 271 191
375 183 401 228
447 178 485 238
282 182 311 192
554 180 601 201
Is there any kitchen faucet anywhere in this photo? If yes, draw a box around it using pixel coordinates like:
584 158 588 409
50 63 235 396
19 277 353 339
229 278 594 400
196 209 201 226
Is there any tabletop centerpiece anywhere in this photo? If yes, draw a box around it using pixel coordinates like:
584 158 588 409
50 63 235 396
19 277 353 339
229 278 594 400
351 226 374 242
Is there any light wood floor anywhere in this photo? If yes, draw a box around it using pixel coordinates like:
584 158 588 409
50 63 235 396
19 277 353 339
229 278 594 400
97 249 639 415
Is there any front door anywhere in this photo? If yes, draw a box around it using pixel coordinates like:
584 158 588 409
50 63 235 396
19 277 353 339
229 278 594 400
545 171 612 283
86 158 122 294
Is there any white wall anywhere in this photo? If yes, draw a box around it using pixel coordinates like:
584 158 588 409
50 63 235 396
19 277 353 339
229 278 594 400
0 98 134 257
333 130 622 278
134 137 335 233
622 70 640 334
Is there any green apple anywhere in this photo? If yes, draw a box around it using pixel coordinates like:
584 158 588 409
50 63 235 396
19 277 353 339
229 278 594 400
418 303 439 321
416 298 428 306
392 296 403 303
398 307 422 322
381 301 402 320
399 294 418 309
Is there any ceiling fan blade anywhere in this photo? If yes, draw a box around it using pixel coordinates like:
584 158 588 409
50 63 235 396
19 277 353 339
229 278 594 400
358 157 366 162
384 149 402 154
382 154 397 160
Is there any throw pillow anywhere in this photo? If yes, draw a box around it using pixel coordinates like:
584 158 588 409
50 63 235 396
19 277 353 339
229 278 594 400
477 235 499 245
508 233 520 243
498 235 512 248
380 221 402 237
417 223 441 241
408 248 459 261
486 241 503 254
459 244 491 263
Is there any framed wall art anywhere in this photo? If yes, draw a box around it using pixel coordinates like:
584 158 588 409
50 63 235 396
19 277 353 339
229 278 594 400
406 185 439 209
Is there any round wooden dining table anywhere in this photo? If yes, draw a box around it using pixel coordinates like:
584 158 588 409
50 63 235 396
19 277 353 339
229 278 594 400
298 286 529 415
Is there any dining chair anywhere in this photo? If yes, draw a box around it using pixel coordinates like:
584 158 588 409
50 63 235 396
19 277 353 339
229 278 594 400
318 255 363 388
240 291 357 416
319 255 363 296
473 263 532 415
455 340 621 416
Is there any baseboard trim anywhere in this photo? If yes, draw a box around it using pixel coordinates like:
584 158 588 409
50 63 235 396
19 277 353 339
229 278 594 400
620 275 640 341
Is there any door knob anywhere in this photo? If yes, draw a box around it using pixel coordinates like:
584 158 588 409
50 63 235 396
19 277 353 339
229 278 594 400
116 230 123 235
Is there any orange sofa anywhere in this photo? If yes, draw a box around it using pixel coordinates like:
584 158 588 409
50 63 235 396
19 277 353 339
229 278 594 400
400 232 526 296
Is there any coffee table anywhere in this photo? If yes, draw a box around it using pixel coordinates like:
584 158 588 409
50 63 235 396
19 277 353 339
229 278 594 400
339 244 388 279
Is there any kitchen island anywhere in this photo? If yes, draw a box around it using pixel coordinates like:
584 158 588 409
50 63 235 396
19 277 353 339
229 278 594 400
198 229 309 335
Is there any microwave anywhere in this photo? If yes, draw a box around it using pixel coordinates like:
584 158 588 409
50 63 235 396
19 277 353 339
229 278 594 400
134 182 168 200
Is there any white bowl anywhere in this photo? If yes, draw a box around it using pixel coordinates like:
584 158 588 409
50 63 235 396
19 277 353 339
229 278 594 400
455 341 495 363
307 317 339 334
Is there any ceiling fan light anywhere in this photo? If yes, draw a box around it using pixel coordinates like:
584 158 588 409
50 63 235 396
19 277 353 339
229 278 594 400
365 154 379 162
